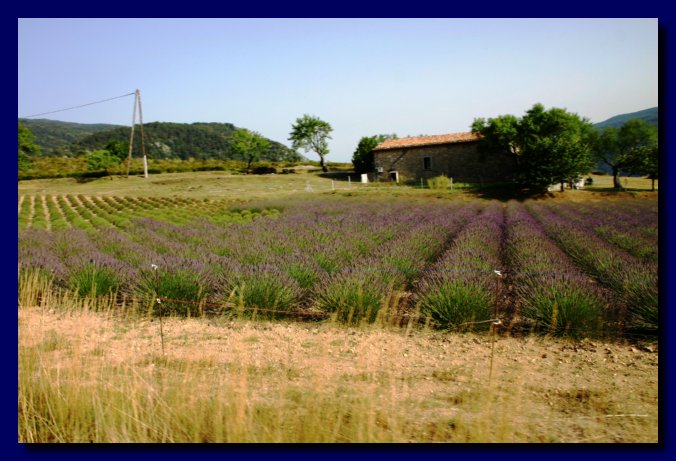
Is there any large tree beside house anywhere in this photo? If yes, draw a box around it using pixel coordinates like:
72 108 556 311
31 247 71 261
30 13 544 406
352 134 397 174
288 115 333 172
471 103 595 191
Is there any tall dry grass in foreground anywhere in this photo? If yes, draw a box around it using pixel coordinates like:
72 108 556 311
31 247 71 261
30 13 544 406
18 275 657 443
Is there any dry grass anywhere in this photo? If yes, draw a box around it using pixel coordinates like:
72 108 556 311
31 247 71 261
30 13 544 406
586 174 658 192
18 284 658 443
17 170 363 201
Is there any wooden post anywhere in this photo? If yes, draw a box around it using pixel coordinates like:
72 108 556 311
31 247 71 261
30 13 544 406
153 264 165 356
125 89 148 178
136 89 148 179
125 91 138 178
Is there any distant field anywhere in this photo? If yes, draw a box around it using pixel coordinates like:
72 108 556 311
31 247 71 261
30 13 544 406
18 169 361 200
18 170 657 201
585 174 658 192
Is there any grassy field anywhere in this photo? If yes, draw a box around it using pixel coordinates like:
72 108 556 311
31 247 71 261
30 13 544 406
583 174 658 192
18 170 657 200
17 170 659 443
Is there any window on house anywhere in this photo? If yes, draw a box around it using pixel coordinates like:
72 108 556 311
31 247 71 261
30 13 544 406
423 157 432 170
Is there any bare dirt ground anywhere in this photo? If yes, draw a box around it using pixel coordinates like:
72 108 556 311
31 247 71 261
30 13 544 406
19 306 658 442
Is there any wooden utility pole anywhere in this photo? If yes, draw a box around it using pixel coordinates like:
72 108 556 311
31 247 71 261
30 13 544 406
125 89 149 178
125 91 137 178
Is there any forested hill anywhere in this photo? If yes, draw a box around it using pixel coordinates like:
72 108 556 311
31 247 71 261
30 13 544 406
593 107 658 131
19 119 121 151
19 119 305 163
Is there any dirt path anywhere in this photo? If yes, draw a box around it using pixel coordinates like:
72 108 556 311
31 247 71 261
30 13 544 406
50 195 70 227
61 195 95 227
40 195 51 231
27 195 35 228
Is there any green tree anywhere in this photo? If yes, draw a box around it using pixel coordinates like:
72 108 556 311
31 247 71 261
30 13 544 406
288 115 333 172
644 144 659 191
352 134 397 174
105 140 129 163
591 119 658 190
229 129 270 171
18 122 40 173
18 151 33 173
86 148 126 172
471 103 595 191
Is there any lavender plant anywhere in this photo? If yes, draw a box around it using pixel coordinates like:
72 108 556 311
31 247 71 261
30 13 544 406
504 202 612 336
416 202 504 330
526 202 657 333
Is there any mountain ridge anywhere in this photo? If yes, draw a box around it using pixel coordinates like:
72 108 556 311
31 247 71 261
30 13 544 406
592 107 658 131
18 118 305 163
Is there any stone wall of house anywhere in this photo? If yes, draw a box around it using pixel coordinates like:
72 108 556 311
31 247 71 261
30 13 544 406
373 141 516 184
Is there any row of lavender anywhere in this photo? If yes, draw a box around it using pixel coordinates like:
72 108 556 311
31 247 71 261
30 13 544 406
18 196 658 334
525 201 658 333
18 194 257 231
19 198 479 319
536 200 658 263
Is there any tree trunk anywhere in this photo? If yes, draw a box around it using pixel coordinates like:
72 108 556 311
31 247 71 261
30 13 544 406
612 166 621 190
247 157 253 172
319 155 328 173
560 181 565 192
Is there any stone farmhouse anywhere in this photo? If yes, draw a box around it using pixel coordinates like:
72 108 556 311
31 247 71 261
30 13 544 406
371 132 516 184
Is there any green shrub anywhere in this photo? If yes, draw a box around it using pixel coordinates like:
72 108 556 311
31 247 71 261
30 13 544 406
623 272 659 334
141 269 208 316
315 274 386 325
68 265 122 298
427 175 451 190
519 284 606 337
285 264 318 289
230 273 300 316
419 282 493 330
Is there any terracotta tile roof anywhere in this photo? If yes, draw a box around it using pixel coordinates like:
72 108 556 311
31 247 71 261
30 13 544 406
372 132 481 151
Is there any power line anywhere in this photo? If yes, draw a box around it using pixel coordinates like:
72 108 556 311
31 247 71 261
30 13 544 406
19 92 135 119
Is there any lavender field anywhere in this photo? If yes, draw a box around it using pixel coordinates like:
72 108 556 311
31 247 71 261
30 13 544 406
18 194 658 336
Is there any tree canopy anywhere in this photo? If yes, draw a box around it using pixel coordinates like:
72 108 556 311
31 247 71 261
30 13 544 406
288 115 333 172
19 122 41 157
229 129 270 170
471 103 595 190
86 149 122 172
18 122 40 173
352 134 397 174
591 119 658 189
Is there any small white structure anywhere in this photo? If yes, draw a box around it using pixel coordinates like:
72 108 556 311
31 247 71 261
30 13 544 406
361 173 369 183
547 179 585 192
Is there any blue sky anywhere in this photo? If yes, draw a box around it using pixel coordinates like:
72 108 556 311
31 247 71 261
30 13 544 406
18 18 658 162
